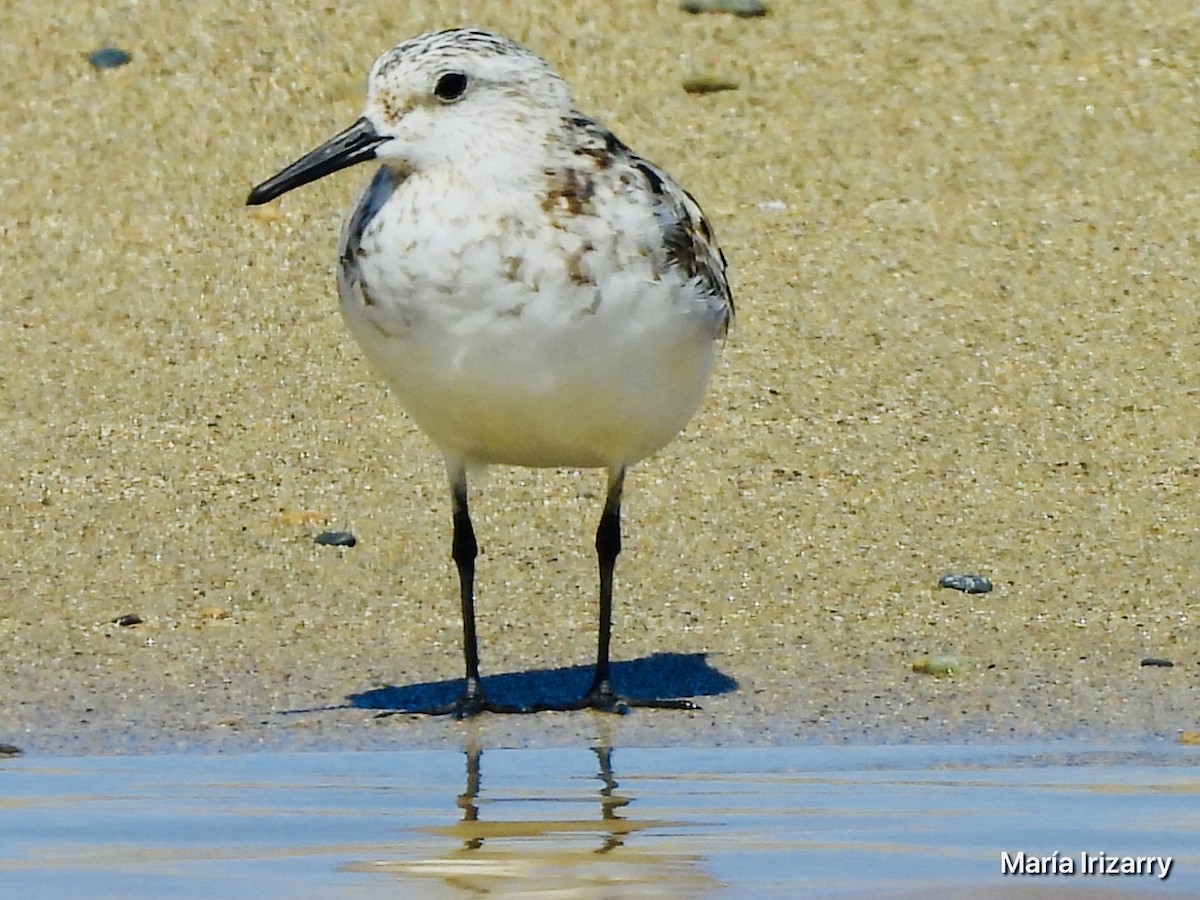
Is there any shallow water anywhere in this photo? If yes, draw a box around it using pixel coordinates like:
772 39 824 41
1 743 1196 897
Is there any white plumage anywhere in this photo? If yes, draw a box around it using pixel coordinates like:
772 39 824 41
248 28 732 715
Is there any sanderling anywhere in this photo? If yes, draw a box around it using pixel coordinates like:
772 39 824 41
247 28 732 716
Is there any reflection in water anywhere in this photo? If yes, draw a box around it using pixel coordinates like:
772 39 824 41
455 742 484 851
3 745 1197 896
454 744 631 853
596 744 633 854
345 742 715 895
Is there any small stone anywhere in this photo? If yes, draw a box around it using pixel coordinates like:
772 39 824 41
1140 657 1174 668
681 0 768 16
0 743 21 757
88 47 132 70
912 654 967 676
682 74 740 95
938 573 992 594
315 531 356 547
112 613 143 627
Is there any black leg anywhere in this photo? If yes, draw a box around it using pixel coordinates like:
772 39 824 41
379 464 692 717
580 467 624 707
384 462 519 717
449 467 485 711
574 467 698 713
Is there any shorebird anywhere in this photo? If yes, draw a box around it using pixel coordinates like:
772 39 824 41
247 28 732 715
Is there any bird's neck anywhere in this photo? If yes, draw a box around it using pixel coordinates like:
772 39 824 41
426 114 563 193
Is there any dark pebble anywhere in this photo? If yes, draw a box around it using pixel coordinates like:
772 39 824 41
938 573 993 594
1140 657 1174 668
88 47 132 70
682 75 740 95
112 613 143 627
681 0 768 16
0 743 22 756
315 531 357 548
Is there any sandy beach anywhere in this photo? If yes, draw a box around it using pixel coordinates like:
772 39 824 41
1 0 1195 755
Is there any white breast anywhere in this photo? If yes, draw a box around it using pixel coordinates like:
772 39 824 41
337 166 724 469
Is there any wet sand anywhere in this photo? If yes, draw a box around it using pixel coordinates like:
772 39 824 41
0 0 1196 754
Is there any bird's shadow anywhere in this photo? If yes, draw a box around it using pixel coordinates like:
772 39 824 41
347 652 736 713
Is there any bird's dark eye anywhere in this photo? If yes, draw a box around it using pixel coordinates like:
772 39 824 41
434 72 468 102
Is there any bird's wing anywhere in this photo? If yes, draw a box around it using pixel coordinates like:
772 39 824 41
566 115 734 333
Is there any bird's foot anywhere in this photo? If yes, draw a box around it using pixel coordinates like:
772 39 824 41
531 680 700 714
375 680 524 718
430 692 525 718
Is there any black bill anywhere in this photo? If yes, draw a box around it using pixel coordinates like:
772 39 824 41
246 117 389 206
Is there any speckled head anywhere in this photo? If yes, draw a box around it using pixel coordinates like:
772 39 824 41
247 28 574 205
364 28 574 172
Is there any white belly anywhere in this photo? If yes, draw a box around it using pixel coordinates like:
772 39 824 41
344 278 717 468
337 170 724 468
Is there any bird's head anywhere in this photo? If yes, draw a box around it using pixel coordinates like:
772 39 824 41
247 28 572 205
